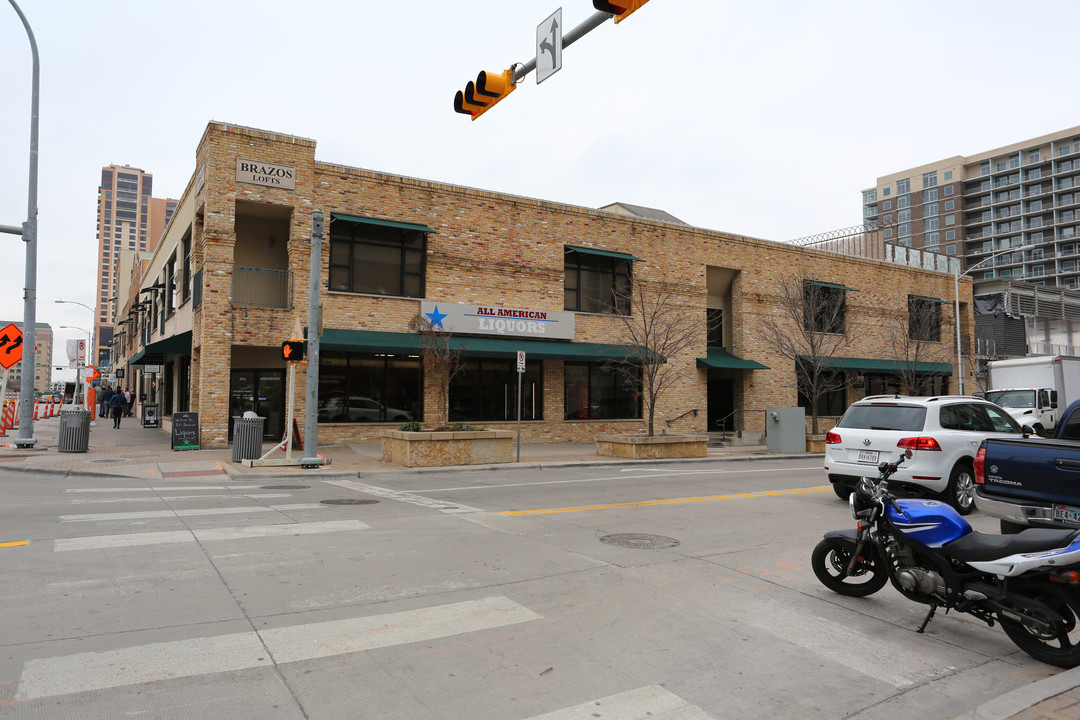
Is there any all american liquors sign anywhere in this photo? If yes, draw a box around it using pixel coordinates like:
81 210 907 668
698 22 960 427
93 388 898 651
420 302 575 340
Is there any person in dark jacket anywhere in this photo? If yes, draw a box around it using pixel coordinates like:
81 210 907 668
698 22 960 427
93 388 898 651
110 390 127 428
99 386 114 418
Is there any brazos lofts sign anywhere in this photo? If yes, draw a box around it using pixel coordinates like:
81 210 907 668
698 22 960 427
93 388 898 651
236 159 296 190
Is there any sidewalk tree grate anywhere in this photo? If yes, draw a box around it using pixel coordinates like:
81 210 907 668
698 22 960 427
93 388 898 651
320 499 379 506
600 533 680 550
261 485 311 490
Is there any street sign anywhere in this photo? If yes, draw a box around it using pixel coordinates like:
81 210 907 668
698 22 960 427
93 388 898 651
0 323 23 370
536 8 562 84
517 351 526 373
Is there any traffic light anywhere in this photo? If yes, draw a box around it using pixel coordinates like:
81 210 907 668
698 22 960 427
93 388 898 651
281 339 306 363
593 0 649 23
453 69 516 120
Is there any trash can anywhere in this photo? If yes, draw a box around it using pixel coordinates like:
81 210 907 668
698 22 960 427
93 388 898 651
232 415 265 462
58 409 92 453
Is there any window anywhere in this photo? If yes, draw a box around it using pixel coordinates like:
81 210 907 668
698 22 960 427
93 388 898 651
944 214 955 226
564 362 641 420
450 359 542 422
882 200 892 210
898 195 911 209
317 352 423 423
925 188 939 201
897 178 910 194
946 244 956 255
898 222 912 237
1029 150 1041 164
564 247 632 314
944 200 955 211
925 232 939 246
922 171 938 188
707 308 723 347
945 229 956 241
329 217 426 297
898 209 911 222
863 189 877 203
944 171 954 181
924 203 939 217
803 281 847 335
883 187 891 197
908 295 941 342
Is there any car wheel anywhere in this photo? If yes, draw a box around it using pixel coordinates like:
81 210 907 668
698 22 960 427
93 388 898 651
832 482 851 500
943 462 976 516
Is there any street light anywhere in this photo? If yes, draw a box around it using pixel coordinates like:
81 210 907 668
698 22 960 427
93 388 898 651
922 245 1018 395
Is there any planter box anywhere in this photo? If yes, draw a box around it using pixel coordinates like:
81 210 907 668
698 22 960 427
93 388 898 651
595 433 708 460
381 429 514 468
806 434 827 453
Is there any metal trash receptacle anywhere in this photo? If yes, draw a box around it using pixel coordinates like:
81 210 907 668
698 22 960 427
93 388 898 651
232 415 265 462
59 409 92 453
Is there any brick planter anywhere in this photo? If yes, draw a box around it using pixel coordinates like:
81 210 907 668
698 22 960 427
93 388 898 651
806 434 827 453
381 429 514 468
595 433 708 460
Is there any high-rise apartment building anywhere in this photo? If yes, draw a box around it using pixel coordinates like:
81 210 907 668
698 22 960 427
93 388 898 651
94 165 176 365
862 125 1080 288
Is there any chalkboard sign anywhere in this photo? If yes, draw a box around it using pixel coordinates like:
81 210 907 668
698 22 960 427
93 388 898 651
171 412 200 451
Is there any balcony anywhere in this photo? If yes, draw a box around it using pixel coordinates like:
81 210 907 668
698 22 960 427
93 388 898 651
232 267 292 309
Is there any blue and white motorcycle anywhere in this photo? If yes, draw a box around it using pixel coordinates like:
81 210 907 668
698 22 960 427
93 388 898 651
812 452 1080 667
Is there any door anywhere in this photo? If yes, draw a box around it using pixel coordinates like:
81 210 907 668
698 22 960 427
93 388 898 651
229 369 285 440
708 373 735 432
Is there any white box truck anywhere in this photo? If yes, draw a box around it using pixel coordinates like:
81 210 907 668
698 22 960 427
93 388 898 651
984 355 1080 435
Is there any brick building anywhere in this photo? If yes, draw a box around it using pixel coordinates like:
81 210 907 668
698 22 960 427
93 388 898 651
113 122 970 448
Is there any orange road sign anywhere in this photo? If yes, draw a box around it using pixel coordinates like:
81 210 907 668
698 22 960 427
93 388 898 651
0 323 23 370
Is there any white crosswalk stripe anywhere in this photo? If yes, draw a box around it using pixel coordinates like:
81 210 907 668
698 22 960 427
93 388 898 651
524 685 714 720
60 503 327 522
15 596 541 701
54 519 370 551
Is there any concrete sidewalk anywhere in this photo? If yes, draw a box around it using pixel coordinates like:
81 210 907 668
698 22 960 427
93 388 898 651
2 414 1078 719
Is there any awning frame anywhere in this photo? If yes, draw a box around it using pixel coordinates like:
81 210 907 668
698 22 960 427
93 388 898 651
565 244 644 263
331 212 434 235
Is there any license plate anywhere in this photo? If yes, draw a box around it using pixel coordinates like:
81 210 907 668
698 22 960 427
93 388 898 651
857 450 879 464
1053 504 1080 525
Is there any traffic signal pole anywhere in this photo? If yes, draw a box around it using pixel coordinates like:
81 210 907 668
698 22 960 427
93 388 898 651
513 10 611 84
301 211 324 468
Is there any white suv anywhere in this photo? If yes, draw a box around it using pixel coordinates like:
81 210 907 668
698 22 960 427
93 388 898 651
824 395 1024 514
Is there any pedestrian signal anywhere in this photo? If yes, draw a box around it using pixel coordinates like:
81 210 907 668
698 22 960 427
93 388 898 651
281 339 306 362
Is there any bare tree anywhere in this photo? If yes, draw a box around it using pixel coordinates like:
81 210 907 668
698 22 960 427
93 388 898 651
884 296 953 395
408 314 466 428
756 274 857 434
609 274 714 437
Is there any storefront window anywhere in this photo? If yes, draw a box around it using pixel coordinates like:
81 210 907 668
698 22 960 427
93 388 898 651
564 362 641 419
449 359 543 422
317 352 422 423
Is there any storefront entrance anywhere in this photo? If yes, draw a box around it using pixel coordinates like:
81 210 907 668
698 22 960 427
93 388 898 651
229 369 285 440
707 373 735 432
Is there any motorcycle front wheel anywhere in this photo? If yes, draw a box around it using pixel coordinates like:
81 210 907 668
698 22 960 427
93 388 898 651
811 537 888 597
1000 581 1080 668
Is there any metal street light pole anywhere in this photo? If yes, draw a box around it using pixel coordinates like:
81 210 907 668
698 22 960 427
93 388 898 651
1 0 40 448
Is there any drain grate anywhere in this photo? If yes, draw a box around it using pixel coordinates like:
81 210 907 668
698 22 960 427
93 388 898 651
320 499 379 506
600 533 680 550
261 485 310 490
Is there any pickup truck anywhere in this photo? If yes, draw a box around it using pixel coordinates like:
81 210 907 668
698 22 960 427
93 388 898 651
975 399 1080 533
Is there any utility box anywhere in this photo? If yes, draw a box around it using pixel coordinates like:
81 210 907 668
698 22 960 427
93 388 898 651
766 407 806 454
58 409 92 453
232 415 265 462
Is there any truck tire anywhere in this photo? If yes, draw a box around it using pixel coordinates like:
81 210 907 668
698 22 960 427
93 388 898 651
943 462 976 516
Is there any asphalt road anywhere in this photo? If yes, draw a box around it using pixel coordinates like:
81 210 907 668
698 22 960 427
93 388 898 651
0 458 1060 719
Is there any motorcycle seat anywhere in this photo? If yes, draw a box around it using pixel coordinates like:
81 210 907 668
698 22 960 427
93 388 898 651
945 528 1080 563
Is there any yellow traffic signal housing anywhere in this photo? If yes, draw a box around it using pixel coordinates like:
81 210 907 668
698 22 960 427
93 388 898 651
593 0 649 23
281 339 306 363
453 69 516 120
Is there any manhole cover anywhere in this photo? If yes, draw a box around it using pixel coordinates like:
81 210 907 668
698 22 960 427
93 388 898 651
600 533 680 549
320 499 379 505
260 485 310 490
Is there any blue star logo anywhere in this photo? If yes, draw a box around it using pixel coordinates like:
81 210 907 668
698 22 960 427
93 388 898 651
425 305 448 329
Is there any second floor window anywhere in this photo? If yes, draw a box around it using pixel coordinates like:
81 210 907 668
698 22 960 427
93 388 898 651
329 215 428 298
803 280 847 335
908 295 941 342
564 246 633 314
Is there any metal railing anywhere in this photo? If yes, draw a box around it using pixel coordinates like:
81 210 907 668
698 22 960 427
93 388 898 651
232 267 292 308
664 408 698 427
714 409 768 440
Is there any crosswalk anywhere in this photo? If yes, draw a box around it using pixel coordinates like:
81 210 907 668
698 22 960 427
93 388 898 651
8 474 715 718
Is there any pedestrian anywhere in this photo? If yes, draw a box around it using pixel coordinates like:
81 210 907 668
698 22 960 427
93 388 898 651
99 386 114 418
123 388 133 417
110 389 127 428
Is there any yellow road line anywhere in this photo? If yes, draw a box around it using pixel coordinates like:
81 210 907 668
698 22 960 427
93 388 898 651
0 541 28 548
494 486 833 516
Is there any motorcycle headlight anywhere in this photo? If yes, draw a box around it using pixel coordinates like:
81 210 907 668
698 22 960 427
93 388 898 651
848 477 877 518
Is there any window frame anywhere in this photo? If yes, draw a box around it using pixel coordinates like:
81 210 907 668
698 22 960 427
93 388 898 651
328 216 427 298
564 247 632 315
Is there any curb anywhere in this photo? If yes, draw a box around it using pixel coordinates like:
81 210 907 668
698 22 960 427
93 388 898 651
954 665 1080 720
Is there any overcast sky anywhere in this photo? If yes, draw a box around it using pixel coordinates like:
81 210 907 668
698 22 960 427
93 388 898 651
4 0 1080 381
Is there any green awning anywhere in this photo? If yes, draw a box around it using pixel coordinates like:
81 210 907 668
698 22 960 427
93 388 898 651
331 212 434 234
129 331 192 365
696 347 769 370
320 329 645 362
911 295 949 304
565 245 644 262
808 280 859 292
798 355 953 375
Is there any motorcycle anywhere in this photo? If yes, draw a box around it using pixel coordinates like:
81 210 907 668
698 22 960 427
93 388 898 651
812 451 1080 667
